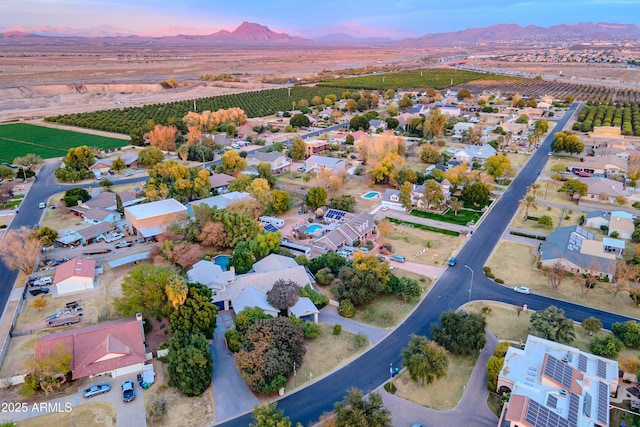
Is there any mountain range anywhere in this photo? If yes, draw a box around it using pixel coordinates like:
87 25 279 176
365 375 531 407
1 21 639 47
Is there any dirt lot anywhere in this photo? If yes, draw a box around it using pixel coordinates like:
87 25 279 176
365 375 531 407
16 401 116 427
510 204 585 233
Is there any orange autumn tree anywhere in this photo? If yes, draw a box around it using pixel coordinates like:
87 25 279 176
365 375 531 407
145 124 178 152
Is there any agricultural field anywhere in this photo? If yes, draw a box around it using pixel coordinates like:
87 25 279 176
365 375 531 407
317 68 515 90
574 101 640 135
0 123 126 163
46 86 349 136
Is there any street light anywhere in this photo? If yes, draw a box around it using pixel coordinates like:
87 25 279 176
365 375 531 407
464 265 474 304
389 363 393 381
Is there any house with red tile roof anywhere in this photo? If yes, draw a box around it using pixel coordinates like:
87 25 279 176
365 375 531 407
35 317 146 379
53 258 96 295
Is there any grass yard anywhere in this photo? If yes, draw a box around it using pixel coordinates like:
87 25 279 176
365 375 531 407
388 217 460 236
381 221 462 266
485 241 640 319
352 289 426 328
510 205 585 233
0 123 127 163
318 68 518 90
543 154 577 172
16 401 116 427
504 152 532 169
393 353 477 410
410 207 483 226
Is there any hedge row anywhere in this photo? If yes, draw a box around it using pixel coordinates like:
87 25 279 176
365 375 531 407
388 218 460 236
509 231 547 241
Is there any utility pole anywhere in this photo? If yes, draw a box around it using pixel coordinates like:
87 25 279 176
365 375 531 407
464 265 474 304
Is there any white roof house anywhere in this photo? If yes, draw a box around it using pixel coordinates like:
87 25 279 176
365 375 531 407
233 286 279 318
252 253 299 273
289 297 319 323
453 145 497 164
187 192 253 213
124 198 187 238
304 155 346 173
498 335 618 427
187 260 235 287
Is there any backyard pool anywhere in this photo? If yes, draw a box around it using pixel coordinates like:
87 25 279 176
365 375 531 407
213 255 230 271
362 191 381 199
306 224 323 234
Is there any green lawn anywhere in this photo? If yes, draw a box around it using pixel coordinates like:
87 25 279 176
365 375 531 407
388 217 460 236
410 208 482 226
0 123 127 163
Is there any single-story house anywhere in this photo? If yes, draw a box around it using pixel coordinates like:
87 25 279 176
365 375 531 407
83 208 121 225
187 192 253 214
518 107 543 118
584 210 610 229
208 173 235 194
437 104 461 117
313 211 376 253
452 122 475 136
579 177 626 203
77 222 115 244
53 258 96 295
499 121 529 135
609 211 635 240
369 119 387 131
539 225 616 279
89 153 139 172
304 155 346 174
81 190 139 211
124 198 188 239
566 155 628 177
452 144 497 164
380 189 404 211
246 151 291 174
497 334 617 427
35 317 146 379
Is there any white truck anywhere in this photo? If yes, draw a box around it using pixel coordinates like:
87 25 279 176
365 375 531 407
93 170 102 180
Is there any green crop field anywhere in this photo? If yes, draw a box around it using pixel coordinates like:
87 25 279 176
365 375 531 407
0 123 127 163
318 68 518 90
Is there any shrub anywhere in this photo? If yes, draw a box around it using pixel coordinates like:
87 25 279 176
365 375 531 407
590 334 624 358
338 299 355 318
142 318 153 334
481 306 492 314
225 328 242 353
333 324 342 336
352 332 368 350
300 285 329 309
495 278 504 284
486 272 496 279
482 266 492 274
303 322 321 339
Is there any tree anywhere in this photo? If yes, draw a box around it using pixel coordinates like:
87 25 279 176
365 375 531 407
423 109 448 138
220 150 248 174
590 334 624 358
198 222 227 246
335 253 390 306
249 232 281 258
228 174 253 192
544 261 566 289
250 402 295 427
450 197 463 216
62 187 90 207
146 124 178 151
290 114 310 128
0 227 42 275
612 321 640 348
32 226 58 245
421 179 444 209
420 144 440 163
484 154 511 179
610 261 637 304
267 279 301 312
515 114 529 124
537 215 553 228
137 146 165 166
177 144 189 163
270 189 291 214
401 335 448 386
229 249 256 274
168 330 212 396
289 139 306 161
457 88 471 100
431 311 486 355
23 341 73 396
14 153 43 170
169 286 218 339
581 317 602 335
399 181 414 211
487 354 505 392
257 162 276 187
114 265 179 319
111 157 126 173
306 186 328 210
535 119 549 134
551 130 585 154
395 277 421 301
349 115 369 131
0 166 15 180
461 181 490 207
329 195 356 212
64 145 94 170
235 317 305 394
334 388 392 427
559 179 588 197
165 276 188 309
529 306 575 344
307 252 347 275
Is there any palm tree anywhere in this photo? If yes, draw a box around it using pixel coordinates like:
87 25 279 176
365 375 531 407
401 335 449 386
527 183 542 199
520 194 538 220
165 278 188 309
450 197 463 216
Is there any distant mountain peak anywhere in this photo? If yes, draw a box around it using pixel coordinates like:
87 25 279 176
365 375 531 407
230 21 293 41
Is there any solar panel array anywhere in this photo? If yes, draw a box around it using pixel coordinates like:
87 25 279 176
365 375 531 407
262 223 279 233
544 356 574 389
567 227 595 252
597 359 607 378
568 393 580 425
525 399 574 427
597 381 609 425
325 209 346 220
583 392 592 417
578 354 588 372
547 394 558 409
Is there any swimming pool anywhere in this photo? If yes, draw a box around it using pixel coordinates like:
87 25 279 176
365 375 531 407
213 254 230 271
306 224 323 233
362 191 380 199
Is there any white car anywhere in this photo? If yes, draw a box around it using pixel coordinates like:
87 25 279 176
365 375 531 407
38 202 46 209
33 276 53 287
123 171 134 177
104 233 125 243
514 286 531 294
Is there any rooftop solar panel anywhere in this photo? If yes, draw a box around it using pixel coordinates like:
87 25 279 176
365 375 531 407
597 359 607 378
583 392 592 417
544 355 574 389
525 399 574 427
262 223 279 233
578 354 587 372
568 393 580 425
597 381 609 425
547 395 558 409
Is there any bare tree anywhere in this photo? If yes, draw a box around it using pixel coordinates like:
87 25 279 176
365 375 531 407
0 227 42 275
544 261 566 289
267 279 301 313
610 262 637 304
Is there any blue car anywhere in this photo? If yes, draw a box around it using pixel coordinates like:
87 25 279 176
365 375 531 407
121 380 135 402
448 257 457 267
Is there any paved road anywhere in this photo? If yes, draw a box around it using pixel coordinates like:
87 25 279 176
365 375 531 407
216 102 640 426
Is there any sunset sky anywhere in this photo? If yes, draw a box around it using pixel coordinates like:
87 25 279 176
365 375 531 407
1 0 637 38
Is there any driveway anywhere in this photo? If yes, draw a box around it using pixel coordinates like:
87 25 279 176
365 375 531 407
0 374 146 426
390 261 446 282
380 332 499 427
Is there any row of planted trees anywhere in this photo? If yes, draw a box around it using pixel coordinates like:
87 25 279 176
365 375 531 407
574 101 640 135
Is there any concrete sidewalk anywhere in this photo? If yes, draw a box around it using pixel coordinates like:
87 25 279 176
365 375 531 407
380 332 499 427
